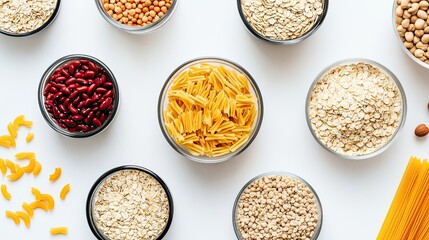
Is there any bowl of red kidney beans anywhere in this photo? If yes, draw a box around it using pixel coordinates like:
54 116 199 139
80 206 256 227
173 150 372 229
38 54 119 138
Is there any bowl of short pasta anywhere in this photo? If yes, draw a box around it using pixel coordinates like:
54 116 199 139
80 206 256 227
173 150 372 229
158 57 264 163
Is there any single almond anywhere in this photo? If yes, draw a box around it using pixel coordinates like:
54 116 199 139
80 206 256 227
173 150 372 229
415 124 429 137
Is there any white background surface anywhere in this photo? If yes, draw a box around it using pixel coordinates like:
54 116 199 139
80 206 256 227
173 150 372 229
0 0 428 239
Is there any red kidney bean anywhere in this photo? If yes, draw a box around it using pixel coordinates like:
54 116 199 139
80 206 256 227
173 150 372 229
60 87 71 95
92 118 101 127
76 86 88 93
76 78 87 85
96 87 107 94
84 71 95 79
103 82 113 89
100 97 112 111
68 65 76 75
55 76 67 83
74 72 84 78
71 61 81 67
61 69 70 78
65 77 76 85
100 114 107 124
44 58 116 133
63 119 77 128
77 125 89 131
69 91 79 101
68 104 79 115
72 115 83 122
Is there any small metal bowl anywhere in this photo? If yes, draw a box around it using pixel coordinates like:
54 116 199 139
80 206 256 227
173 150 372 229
392 1 429 69
305 58 407 160
94 0 177 34
232 172 323 239
0 0 61 37
86 165 174 240
158 57 264 163
38 54 120 138
237 0 328 44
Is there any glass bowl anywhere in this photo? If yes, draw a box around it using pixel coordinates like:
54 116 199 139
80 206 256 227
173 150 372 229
305 58 407 160
38 54 120 138
86 165 174 240
94 0 177 34
0 0 61 37
158 57 264 163
392 1 429 69
237 0 329 44
232 172 323 240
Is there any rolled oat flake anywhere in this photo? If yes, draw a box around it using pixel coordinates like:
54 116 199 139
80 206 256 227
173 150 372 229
0 0 57 34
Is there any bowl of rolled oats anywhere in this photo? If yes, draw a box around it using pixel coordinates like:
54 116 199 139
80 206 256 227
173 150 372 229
233 172 323 240
306 59 407 160
237 0 329 44
0 0 61 37
86 165 174 240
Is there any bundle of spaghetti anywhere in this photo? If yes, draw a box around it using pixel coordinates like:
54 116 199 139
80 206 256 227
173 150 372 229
164 63 258 157
377 157 429 240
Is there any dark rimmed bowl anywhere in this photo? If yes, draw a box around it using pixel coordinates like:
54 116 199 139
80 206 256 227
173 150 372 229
237 0 329 44
86 165 174 240
38 54 120 138
0 0 61 37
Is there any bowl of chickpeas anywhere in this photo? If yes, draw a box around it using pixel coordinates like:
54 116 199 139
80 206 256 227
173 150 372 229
95 0 177 34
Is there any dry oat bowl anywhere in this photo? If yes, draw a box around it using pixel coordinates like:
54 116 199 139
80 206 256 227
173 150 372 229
86 166 173 240
238 0 329 43
0 0 61 37
233 172 322 240
306 59 406 159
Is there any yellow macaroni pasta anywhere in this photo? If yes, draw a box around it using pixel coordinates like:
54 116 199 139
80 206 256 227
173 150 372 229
1 184 11 200
49 167 62 182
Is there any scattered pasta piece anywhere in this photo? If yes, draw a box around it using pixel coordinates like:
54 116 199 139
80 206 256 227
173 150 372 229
5 211 20 225
26 132 34 142
30 201 49 212
13 115 25 129
22 158 35 173
15 152 35 160
1 184 11 200
6 159 16 173
50 227 68 235
41 194 55 210
33 161 42 176
20 120 33 128
7 167 24 181
60 184 70 200
0 158 6 175
16 211 30 227
7 123 17 138
31 187 42 201
22 202 34 217
49 168 61 182
0 135 12 148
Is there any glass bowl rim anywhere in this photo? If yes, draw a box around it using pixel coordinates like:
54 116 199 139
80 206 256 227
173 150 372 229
157 57 264 164
85 165 174 240
232 171 323 240
236 0 329 44
305 58 407 160
37 54 120 138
